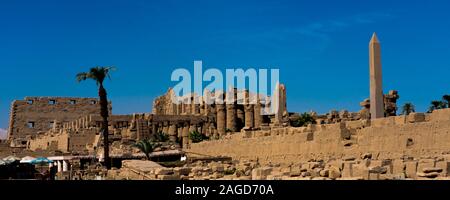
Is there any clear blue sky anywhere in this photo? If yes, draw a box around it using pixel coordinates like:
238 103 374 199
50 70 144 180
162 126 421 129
1 0 449 129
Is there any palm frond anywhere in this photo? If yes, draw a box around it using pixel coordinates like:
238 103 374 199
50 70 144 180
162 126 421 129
76 66 116 85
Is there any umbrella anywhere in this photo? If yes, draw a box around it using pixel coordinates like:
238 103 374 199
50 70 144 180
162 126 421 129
3 156 20 162
30 157 54 174
20 156 36 164
2 156 20 164
30 157 54 165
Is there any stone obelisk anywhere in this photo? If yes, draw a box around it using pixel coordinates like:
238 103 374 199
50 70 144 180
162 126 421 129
369 32 384 120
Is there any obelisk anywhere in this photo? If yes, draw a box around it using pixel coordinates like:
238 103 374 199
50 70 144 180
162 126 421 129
369 32 384 119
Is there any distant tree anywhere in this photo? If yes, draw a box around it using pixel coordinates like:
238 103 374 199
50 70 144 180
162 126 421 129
133 140 160 160
76 66 115 169
291 113 316 127
429 100 447 113
401 103 415 115
443 95 450 108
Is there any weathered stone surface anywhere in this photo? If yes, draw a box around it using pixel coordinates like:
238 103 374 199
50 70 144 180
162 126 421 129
418 159 435 173
328 166 341 179
421 167 443 173
405 161 418 179
417 172 440 178
158 174 180 180
154 168 174 175
408 113 426 123
174 167 192 176
251 167 273 180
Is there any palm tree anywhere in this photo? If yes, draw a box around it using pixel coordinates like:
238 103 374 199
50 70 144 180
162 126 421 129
76 66 115 169
443 95 450 108
401 103 415 115
133 140 159 160
429 100 447 113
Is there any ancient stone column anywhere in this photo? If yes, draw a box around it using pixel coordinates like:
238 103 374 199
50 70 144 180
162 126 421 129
369 32 384 120
243 91 254 130
203 89 212 116
244 104 254 130
236 105 245 130
211 124 218 139
151 123 157 136
254 100 262 129
200 100 205 115
162 122 169 134
57 161 62 173
181 124 190 149
177 126 183 138
226 103 236 132
177 104 182 115
63 160 69 172
168 123 177 143
203 123 208 137
216 104 226 136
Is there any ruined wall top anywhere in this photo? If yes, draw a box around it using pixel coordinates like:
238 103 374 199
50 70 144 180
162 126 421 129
8 97 111 144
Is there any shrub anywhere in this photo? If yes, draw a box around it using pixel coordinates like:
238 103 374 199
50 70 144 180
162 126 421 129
152 131 169 143
189 131 209 143
291 113 316 127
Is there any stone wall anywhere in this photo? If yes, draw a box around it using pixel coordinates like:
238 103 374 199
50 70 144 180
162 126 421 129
28 129 99 153
187 109 450 165
8 97 110 146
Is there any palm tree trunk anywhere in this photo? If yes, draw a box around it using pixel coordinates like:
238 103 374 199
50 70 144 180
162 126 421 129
99 84 111 169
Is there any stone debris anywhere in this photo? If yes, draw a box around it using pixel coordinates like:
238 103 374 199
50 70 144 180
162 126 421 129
106 155 450 180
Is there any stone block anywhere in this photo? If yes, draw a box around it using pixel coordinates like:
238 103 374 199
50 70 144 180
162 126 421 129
422 167 443 173
342 161 356 178
212 166 225 173
290 167 301 177
326 160 344 170
158 174 180 180
417 159 435 173
369 160 382 168
369 173 380 180
407 113 425 123
174 167 192 176
405 161 418 179
154 168 173 175
417 172 440 179
251 167 273 180
351 164 369 180
392 159 405 175
435 161 450 176
394 116 406 125
319 169 329 177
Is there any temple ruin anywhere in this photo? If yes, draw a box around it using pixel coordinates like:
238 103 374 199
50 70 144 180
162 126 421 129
7 97 111 148
2 33 450 180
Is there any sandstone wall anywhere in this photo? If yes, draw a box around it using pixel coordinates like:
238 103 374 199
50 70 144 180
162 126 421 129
188 109 450 165
28 129 99 153
8 97 111 143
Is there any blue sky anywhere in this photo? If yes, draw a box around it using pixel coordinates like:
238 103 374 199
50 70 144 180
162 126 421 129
1 0 449 129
